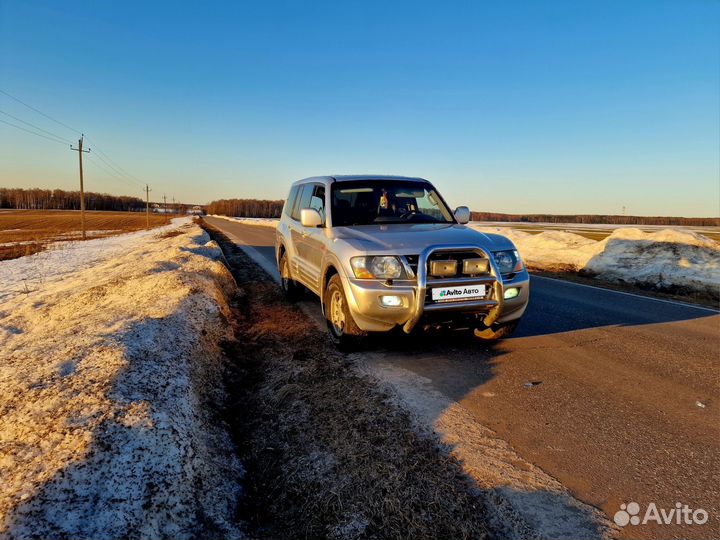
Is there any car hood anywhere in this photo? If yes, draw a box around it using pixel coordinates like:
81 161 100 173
331 223 515 253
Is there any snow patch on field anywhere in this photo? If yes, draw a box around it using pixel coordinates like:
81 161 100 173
472 225 719 295
0 221 242 539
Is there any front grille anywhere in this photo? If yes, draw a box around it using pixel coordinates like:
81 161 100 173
403 255 419 276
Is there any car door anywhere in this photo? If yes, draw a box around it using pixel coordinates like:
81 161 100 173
288 184 314 287
302 184 328 292
278 184 301 264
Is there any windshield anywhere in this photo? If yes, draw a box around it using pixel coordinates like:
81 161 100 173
331 180 454 226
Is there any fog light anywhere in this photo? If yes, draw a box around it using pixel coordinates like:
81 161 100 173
503 287 519 299
380 295 402 307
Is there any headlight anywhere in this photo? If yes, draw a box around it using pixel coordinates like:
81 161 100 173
351 256 403 279
493 250 523 274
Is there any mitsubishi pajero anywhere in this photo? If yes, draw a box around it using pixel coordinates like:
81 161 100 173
275 175 530 348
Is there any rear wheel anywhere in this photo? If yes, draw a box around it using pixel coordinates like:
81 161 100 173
473 320 519 341
279 253 303 301
325 274 365 350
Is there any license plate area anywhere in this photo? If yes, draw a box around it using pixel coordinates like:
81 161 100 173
431 285 487 303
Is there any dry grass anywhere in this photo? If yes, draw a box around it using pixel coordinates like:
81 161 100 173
204 222 490 540
0 210 171 261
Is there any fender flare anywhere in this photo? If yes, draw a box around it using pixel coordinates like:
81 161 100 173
319 254 345 314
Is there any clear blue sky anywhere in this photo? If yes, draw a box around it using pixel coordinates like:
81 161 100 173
1 0 718 216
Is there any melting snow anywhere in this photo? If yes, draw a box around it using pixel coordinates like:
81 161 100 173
472 225 719 295
0 220 243 539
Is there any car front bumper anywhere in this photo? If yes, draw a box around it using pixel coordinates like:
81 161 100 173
341 245 530 333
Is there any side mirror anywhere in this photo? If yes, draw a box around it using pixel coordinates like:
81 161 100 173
300 208 323 228
454 206 470 224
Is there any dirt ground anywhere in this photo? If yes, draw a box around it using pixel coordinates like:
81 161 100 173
204 222 494 540
0 210 171 261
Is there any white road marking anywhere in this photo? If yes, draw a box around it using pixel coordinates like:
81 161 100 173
218 227 281 283
532 275 720 314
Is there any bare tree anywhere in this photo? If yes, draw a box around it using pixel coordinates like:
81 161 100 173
0 188 145 212
205 198 284 218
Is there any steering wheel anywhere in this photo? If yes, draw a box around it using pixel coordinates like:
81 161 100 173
399 210 417 220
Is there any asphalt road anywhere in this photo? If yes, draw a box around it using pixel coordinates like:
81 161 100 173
205 216 720 539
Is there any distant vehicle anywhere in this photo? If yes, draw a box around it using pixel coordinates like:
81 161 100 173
187 206 204 215
275 175 530 348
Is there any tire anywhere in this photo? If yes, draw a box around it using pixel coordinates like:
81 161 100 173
279 253 303 301
324 274 365 351
473 320 519 341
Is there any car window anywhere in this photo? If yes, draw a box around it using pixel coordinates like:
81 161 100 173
290 186 301 220
284 185 300 217
331 180 453 226
292 184 313 221
415 190 447 221
291 183 325 224
309 185 325 221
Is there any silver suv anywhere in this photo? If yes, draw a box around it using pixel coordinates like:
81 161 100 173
275 175 530 348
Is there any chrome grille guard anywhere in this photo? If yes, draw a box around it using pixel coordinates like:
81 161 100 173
402 244 504 333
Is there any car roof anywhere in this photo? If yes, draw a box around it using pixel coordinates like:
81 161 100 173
293 174 430 186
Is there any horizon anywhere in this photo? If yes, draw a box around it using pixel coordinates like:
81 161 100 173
1 1 719 218
3 184 720 221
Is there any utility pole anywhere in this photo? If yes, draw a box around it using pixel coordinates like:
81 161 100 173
163 193 167 213
145 184 151 229
70 135 91 239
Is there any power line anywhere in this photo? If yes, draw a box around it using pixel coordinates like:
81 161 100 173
0 117 70 146
0 88 80 136
87 146 145 187
0 88 152 198
0 108 74 144
85 154 145 192
83 136 145 188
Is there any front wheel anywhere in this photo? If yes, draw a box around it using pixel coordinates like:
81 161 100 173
324 274 365 351
473 320 519 341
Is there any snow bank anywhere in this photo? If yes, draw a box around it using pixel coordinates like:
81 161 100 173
472 225 720 295
209 215 279 228
0 218 193 303
0 221 242 539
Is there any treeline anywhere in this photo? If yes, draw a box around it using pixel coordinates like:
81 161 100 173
205 198 284 218
471 212 719 227
0 188 145 211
